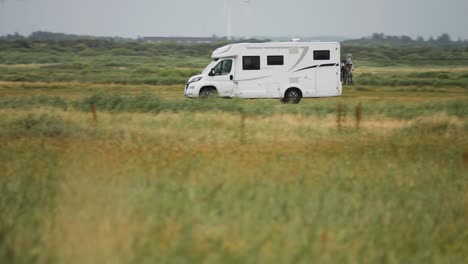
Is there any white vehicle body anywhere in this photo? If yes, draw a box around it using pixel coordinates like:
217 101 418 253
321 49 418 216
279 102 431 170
184 42 342 102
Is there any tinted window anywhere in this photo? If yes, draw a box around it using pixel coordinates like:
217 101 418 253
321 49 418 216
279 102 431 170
243 56 260 70
267 56 284 65
314 50 330 60
221 60 232 75
213 60 232 76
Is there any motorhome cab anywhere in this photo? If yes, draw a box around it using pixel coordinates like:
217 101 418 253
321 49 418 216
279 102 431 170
184 42 342 104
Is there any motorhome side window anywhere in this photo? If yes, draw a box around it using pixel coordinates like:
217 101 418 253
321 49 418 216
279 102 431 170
314 50 330 60
243 56 260 70
213 60 233 76
267 56 284 66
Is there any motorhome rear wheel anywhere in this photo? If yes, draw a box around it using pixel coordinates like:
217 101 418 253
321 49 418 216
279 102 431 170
282 88 302 104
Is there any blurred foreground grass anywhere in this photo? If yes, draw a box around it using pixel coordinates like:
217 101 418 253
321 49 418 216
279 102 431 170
0 94 467 263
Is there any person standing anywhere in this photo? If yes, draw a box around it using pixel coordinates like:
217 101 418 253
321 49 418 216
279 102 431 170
345 54 354 84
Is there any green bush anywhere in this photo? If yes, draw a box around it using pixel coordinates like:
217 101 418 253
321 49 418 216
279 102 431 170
0 96 69 110
8 114 76 137
78 93 164 113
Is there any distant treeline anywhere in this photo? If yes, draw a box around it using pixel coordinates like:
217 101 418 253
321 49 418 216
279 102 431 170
0 31 267 43
0 31 133 42
342 33 468 66
2 31 467 46
343 33 468 47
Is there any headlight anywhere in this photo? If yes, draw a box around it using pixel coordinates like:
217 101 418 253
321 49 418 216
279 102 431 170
189 77 202 83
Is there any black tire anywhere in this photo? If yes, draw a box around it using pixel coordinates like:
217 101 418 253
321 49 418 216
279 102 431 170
199 87 218 99
282 89 302 104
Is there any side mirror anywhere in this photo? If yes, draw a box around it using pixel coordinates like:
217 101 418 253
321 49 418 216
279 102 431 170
208 68 215 76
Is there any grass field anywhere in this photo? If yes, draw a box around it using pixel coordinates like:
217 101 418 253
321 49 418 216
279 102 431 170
1 62 468 263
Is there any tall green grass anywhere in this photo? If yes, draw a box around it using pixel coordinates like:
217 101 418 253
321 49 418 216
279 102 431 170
0 109 466 263
356 71 468 87
0 142 60 263
0 93 467 119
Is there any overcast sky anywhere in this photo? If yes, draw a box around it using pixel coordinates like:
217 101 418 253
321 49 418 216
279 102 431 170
1 0 467 39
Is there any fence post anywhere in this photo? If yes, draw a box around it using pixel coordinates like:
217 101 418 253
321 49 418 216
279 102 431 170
337 103 344 130
355 103 362 129
90 103 97 124
239 109 246 144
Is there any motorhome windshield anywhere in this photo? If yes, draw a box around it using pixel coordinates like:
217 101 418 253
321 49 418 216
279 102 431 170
202 60 219 74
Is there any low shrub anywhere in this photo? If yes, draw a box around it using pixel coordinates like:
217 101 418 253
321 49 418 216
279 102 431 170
0 96 69 110
8 114 77 137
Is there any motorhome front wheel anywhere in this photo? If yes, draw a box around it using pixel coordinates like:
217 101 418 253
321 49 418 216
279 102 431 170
200 87 218 99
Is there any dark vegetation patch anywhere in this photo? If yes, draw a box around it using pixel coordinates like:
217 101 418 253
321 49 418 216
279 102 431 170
7 114 78 137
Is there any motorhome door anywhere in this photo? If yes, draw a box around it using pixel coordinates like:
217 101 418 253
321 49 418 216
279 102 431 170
210 59 236 97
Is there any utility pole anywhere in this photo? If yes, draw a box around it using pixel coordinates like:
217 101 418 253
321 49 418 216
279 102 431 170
225 0 232 41
225 0 251 41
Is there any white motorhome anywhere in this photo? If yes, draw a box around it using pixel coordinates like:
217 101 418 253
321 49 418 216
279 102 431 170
184 42 342 103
